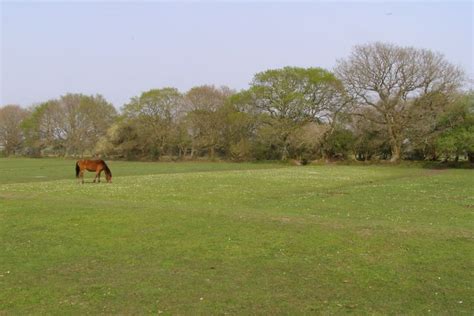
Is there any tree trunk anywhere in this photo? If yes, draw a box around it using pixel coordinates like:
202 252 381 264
387 122 402 162
390 144 401 162
281 145 289 161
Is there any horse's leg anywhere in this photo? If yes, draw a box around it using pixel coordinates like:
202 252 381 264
81 171 84 184
93 170 98 183
98 170 102 183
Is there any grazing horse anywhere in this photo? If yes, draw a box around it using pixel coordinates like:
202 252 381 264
76 159 112 184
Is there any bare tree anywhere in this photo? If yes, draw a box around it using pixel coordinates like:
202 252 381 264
0 105 29 155
185 85 233 112
23 94 116 157
335 42 464 161
184 85 234 158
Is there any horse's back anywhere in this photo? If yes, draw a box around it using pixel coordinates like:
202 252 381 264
77 159 104 171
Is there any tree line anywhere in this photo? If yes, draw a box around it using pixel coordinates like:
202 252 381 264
1 42 473 163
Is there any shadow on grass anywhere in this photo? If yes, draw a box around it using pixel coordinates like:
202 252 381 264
307 159 474 170
422 161 474 170
78 181 111 184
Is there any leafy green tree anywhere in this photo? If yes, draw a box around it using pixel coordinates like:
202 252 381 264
322 127 354 160
122 88 183 159
240 67 346 160
435 92 474 162
401 92 452 160
286 122 329 161
349 107 392 161
96 120 143 160
220 104 258 160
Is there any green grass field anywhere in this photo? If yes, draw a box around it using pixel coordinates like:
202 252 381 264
1 158 472 314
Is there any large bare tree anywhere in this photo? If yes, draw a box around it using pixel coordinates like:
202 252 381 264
335 42 464 161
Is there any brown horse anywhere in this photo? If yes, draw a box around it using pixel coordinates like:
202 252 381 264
76 159 112 184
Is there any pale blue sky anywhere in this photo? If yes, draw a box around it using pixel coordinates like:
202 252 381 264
1 1 473 108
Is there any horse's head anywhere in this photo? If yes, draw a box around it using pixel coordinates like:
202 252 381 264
102 162 112 183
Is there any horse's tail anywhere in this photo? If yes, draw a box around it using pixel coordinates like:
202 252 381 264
75 161 80 178
103 161 112 177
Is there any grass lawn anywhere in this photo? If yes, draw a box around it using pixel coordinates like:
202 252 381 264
0 158 472 314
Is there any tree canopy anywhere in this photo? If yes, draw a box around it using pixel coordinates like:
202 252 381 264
1 42 471 163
